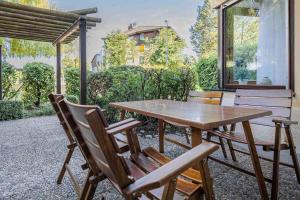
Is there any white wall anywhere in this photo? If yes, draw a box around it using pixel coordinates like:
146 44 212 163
295 1 300 105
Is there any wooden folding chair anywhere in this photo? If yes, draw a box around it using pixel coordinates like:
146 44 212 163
65 99 219 200
48 94 81 191
50 94 130 199
208 89 300 199
163 91 228 158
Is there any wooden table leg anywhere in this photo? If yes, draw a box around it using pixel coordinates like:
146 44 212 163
242 121 269 200
158 119 165 153
120 110 126 120
191 127 202 147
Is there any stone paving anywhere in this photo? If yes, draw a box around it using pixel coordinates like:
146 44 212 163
0 115 300 199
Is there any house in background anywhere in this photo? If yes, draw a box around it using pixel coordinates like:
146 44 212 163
124 24 168 65
91 49 105 73
212 0 300 105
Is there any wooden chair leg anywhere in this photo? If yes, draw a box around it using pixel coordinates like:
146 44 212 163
57 146 75 184
271 123 282 200
198 159 215 200
161 178 177 200
184 128 191 144
222 125 237 161
218 137 228 159
285 125 300 184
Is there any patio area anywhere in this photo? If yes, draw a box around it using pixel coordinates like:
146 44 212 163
1 114 299 199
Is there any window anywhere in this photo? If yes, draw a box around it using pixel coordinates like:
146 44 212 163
140 33 145 41
223 0 291 89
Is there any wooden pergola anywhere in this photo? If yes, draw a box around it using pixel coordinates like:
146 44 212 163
0 1 101 104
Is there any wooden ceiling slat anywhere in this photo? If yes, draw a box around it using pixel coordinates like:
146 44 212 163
0 1 100 43
0 1 101 23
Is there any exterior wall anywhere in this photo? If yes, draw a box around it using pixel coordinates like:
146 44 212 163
295 0 300 105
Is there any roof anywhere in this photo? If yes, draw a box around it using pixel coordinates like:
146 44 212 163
124 26 167 36
0 1 101 44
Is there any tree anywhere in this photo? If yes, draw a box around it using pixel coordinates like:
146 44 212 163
22 62 55 107
103 31 128 67
0 0 56 58
2 62 18 100
190 0 218 59
144 28 186 67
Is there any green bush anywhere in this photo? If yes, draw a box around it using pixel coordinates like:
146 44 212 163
22 62 55 107
64 67 80 98
23 103 55 118
0 100 23 120
87 65 197 121
65 94 79 103
195 57 218 90
2 62 18 100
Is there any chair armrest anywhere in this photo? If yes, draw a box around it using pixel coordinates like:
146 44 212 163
107 118 137 130
124 142 219 195
106 120 142 135
272 118 298 126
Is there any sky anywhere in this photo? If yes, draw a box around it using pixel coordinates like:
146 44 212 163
8 0 201 67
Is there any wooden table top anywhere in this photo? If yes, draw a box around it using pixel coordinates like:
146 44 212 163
110 99 272 130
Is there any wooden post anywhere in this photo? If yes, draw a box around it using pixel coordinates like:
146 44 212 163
0 45 2 100
79 18 87 105
56 43 61 94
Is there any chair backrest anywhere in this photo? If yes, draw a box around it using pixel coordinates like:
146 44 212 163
188 91 223 105
234 89 293 127
63 100 133 191
48 93 75 144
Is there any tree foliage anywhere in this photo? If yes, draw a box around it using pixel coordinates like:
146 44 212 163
190 0 217 58
144 28 186 67
104 31 129 67
22 62 55 107
195 57 218 90
2 62 18 100
64 66 81 98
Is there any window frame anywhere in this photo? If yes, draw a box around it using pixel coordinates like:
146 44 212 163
218 0 295 91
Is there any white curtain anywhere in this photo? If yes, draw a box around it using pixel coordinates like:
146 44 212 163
256 0 289 87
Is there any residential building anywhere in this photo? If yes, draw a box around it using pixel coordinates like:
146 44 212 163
124 25 167 65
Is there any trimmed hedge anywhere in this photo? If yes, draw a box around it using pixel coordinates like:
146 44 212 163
87 65 197 121
64 67 81 99
0 100 23 121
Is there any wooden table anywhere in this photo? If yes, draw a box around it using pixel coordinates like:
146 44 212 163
110 99 272 200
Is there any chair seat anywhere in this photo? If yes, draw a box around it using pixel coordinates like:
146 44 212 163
129 147 204 198
208 129 289 151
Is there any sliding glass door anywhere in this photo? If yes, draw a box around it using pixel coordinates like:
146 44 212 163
223 0 290 89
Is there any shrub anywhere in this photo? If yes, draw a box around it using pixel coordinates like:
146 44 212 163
22 62 55 107
195 57 218 90
2 62 18 100
0 100 23 120
65 94 79 103
87 65 197 121
64 67 80 98
23 103 55 118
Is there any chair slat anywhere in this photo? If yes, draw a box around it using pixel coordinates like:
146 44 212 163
189 91 223 98
236 89 292 98
235 96 292 108
236 105 291 118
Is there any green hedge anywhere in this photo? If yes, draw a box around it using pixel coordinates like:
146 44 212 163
87 65 197 121
195 57 218 90
64 67 81 98
0 100 23 121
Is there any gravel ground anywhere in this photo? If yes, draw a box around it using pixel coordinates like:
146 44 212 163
0 115 300 200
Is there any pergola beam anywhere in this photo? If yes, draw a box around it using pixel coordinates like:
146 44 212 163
53 18 81 45
69 7 98 15
79 18 87 104
0 1 101 23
